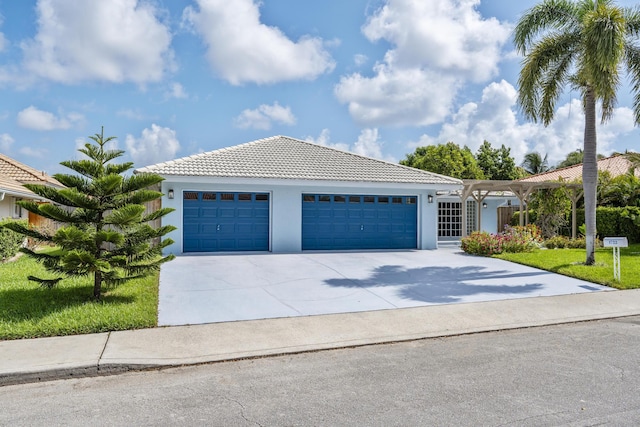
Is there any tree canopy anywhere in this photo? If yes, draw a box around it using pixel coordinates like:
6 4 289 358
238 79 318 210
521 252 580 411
2 128 176 300
400 142 485 179
475 140 524 180
521 152 551 175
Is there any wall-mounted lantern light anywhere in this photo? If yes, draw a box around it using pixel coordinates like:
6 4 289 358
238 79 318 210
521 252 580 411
427 194 433 203
168 189 174 199
482 202 487 209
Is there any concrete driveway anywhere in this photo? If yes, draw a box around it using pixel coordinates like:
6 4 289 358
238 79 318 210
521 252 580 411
158 248 611 326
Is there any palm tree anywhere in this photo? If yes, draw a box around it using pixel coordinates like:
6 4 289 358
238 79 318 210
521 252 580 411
514 0 640 265
521 151 551 175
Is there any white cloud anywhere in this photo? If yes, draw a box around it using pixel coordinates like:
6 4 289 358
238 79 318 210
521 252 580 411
166 82 188 99
17 106 83 131
335 64 459 126
414 80 636 165
335 0 511 127
306 128 395 162
183 0 335 85
125 124 181 167
21 0 173 84
234 102 296 130
354 54 367 67
0 133 14 151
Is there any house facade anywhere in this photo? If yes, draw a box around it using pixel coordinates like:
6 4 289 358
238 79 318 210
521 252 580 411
136 136 464 254
0 153 62 222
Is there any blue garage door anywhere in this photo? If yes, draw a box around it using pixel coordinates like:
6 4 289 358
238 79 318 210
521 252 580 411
183 191 269 252
302 194 417 250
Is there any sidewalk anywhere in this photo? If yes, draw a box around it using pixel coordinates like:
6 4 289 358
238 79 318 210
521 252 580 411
3 289 640 387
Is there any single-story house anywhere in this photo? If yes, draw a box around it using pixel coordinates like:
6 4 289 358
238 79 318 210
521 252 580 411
136 135 466 254
0 153 62 223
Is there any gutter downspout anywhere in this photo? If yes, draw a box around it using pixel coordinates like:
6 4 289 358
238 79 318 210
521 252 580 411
0 192 4 201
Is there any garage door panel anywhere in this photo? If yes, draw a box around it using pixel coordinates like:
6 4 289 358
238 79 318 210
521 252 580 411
302 194 417 250
183 191 269 252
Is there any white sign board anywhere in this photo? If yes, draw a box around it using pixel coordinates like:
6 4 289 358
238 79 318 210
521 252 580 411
603 237 628 248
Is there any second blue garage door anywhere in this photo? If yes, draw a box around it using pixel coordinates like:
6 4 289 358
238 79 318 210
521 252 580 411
302 194 417 250
183 191 269 252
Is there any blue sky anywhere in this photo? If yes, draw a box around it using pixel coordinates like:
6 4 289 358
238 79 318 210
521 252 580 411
1 0 639 176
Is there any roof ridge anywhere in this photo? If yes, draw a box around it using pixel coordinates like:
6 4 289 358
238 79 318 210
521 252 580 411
0 152 61 185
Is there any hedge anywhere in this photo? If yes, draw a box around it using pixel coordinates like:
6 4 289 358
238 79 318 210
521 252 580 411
0 219 26 261
512 206 640 243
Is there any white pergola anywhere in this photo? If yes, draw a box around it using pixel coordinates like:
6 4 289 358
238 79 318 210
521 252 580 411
461 180 584 238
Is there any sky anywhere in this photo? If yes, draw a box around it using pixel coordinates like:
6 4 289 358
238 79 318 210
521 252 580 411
1 0 639 176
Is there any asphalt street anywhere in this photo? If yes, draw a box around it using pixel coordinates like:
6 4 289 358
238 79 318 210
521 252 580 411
3 316 640 426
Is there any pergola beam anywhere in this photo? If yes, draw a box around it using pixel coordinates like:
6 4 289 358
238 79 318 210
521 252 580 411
461 180 583 236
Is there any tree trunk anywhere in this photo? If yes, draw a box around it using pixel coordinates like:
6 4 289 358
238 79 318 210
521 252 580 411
93 270 102 300
583 87 598 265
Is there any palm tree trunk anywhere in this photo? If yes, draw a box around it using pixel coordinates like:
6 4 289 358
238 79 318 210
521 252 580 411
583 87 598 265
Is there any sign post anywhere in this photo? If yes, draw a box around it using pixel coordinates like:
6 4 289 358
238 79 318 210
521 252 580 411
603 237 628 281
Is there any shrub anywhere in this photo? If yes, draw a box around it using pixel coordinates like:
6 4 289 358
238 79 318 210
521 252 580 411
544 235 569 249
461 231 503 256
461 225 542 256
542 235 601 249
0 220 26 261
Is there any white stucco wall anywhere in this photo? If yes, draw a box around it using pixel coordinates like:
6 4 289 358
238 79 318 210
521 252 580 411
159 177 453 254
0 196 29 221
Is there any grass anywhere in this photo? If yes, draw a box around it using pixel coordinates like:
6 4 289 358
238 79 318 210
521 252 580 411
495 243 640 289
0 254 158 340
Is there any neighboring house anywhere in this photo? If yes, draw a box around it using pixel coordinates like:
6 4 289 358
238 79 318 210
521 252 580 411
519 153 640 183
136 135 463 254
0 153 62 224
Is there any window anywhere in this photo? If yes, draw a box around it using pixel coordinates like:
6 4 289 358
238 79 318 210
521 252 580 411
378 196 389 204
364 196 375 203
221 193 235 201
407 197 417 205
184 192 198 200
256 194 269 201
319 195 331 202
334 195 346 203
303 195 315 202
349 196 361 203
392 197 403 204
202 192 216 201
12 197 22 219
238 193 252 201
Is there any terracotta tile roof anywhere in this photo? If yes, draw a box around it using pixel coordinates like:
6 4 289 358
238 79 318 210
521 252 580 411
0 153 62 186
136 135 463 186
519 154 640 183
0 175 38 198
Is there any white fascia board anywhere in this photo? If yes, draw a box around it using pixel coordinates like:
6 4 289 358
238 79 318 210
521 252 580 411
158 175 463 192
0 188 44 200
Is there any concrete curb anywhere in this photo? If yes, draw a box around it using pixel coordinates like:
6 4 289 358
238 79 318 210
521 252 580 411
3 289 640 387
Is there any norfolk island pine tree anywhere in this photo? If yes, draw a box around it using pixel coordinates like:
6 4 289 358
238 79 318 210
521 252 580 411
2 128 176 300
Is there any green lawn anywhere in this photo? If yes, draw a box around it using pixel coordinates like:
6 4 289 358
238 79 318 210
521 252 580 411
0 255 158 340
495 244 640 289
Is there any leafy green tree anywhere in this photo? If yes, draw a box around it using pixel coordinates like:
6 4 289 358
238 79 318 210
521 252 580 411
521 152 551 175
2 128 176 300
475 140 523 180
557 149 585 169
557 149 605 168
514 0 640 265
600 172 640 206
401 142 485 179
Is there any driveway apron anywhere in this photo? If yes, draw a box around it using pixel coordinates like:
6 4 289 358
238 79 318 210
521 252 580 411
158 248 611 326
